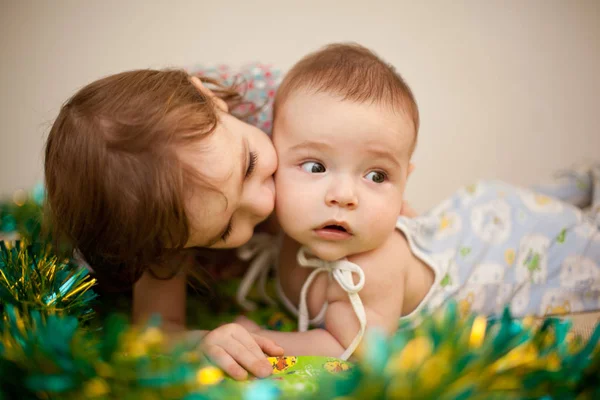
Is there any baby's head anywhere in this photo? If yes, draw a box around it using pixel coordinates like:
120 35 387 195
273 43 419 261
44 69 276 286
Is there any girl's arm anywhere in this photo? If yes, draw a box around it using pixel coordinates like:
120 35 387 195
133 269 187 332
132 249 194 332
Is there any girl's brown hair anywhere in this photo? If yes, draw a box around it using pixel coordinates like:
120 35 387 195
44 69 244 288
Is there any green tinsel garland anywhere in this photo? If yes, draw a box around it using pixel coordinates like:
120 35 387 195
0 241 96 323
0 305 213 399
0 184 45 243
0 187 599 399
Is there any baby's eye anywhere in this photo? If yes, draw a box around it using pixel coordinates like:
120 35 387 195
301 161 326 174
365 171 387 183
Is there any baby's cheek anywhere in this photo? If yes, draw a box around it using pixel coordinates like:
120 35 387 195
275 169 311 203
364 206 400 244
274 176 302 229
274 174 293 208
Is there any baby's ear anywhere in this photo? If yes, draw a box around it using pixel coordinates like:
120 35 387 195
189 76 229 112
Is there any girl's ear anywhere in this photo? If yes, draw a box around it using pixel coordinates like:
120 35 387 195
189 76 229 112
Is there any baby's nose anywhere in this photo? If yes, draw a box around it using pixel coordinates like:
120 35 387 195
325 179 358 209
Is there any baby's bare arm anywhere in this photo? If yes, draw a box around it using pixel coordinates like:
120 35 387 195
271 231 408 357
328 232 410 350
254 298 398 358
343 231 409 336
255 328 345 357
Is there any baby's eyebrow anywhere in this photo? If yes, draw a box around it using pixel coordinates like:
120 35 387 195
365 147 401 169
288 140 333 153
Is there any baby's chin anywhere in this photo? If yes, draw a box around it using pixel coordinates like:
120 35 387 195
304 242 353 262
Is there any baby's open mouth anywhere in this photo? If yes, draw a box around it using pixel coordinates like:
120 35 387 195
323 225 347 232
315 221 353 236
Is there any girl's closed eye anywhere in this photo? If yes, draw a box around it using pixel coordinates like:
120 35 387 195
221 151 256 244
221 221 233 242
365 170 387 183
301 161 326 174
246 151 258 178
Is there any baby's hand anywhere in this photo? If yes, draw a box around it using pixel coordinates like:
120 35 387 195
200 323 283 380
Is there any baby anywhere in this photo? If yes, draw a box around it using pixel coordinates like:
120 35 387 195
243 43 600 360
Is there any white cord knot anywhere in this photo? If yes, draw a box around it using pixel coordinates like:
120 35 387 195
297 247 365 294
296 246 367 360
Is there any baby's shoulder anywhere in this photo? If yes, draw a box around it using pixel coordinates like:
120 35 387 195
348 229 411 275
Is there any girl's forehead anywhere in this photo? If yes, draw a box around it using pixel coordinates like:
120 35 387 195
179 123 240 182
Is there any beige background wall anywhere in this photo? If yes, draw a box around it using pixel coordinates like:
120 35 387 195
1 0 599 212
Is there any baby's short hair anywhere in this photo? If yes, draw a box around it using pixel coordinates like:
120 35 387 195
274 43 419 139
